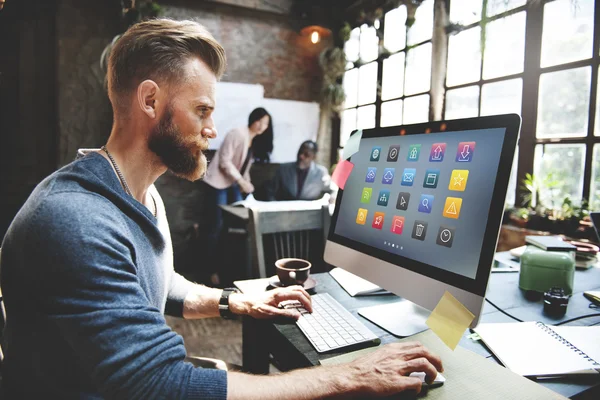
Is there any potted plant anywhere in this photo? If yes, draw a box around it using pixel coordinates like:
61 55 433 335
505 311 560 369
503 173 594 242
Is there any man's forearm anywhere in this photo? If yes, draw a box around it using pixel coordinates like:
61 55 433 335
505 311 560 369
227 365 360 400
182 285 222 319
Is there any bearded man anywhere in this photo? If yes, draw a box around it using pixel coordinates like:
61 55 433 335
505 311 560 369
0 18 442 399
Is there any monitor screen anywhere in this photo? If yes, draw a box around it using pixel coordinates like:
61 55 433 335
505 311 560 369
328 115 520 297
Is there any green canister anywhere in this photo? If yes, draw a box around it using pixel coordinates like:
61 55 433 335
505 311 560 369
519 245 575 295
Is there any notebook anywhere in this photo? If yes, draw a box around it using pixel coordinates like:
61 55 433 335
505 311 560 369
474 322 600 377
329 267 391 296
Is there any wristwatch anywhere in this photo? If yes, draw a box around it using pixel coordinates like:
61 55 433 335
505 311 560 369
219 288 240 319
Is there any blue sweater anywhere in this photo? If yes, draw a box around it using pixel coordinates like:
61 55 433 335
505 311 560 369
0 151 227 399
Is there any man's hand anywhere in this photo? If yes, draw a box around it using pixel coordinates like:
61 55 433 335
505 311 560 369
229 286 312 319
344 341 444 397
237 178 255 194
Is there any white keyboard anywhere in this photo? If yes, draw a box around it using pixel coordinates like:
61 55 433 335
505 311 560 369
294 293 380 353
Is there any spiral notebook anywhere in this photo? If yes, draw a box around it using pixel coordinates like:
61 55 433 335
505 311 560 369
474 322 600 377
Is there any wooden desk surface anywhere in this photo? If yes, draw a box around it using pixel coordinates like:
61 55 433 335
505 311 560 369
239 268 600 399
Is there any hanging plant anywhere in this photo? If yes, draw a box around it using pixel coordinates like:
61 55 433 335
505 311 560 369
319 46 347 111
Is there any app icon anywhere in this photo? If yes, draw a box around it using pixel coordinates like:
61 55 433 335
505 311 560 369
387 145 400 162
412 220 428 241
456 141 476 162
401 168 416 186
407 144 421 161
449 170 469 192
356 208 368 225
396 192 410 210
382 168 395 184
391 216 405 235
365 167 377 183
418 194 434 213
423 169 440 189
370 147 381 161
361 187 373 204
436 225 456 248
377 190 391 206
443 197 463 219
372 212 385 230
429 143 446 162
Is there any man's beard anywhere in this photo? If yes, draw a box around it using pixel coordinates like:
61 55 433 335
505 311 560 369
148 108 207 182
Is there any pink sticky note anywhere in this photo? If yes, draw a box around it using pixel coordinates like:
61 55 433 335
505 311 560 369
331 160 354 190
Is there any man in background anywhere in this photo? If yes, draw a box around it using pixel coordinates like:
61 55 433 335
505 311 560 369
270 140 332 201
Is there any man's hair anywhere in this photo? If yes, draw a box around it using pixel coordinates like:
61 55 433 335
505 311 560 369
107 18 226 111
300 140 318 153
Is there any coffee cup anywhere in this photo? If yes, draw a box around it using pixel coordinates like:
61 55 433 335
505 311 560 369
275 258 311 286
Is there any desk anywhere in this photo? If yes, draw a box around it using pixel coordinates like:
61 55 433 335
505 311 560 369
237 268 600 399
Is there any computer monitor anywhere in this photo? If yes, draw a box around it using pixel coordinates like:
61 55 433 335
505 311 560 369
324 114 521 336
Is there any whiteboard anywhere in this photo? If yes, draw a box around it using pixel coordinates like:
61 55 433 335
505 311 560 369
211 82 320 164
211 82 264 149
261 98 320 163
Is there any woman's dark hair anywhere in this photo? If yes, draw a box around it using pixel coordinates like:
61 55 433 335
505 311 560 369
248 107 273 164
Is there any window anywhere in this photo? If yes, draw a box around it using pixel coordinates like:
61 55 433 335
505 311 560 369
338 0 600 210
532 0 597 208
445 2 526 206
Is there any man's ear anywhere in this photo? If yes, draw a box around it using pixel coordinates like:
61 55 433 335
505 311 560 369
137 80 160 119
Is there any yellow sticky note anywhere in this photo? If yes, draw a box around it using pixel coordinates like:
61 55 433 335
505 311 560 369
426 291 475 350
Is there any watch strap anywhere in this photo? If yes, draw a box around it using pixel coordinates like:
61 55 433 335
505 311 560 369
219 288 240 319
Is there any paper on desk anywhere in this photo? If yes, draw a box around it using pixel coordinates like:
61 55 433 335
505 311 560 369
342 129 362 160
331 159 354 190
426 291 475 351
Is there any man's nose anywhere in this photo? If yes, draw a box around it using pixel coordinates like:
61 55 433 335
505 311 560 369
202 126 217 139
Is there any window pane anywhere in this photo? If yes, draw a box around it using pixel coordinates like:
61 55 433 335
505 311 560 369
403 94 429 124
506 147 519 207
541 0 594 68
344 27 360 63
381 99 404 127
534 144 585 207
447 27 481 87
481 78 522 116
340 108 357 147
384 5 407 53
358 62 378 106
360 25 379 63
343 68 358 108
382 52 405 101
357 105 376 129
487 0 526 17
407 0 434 46
450 0 482 25
483 12 526 79
405 43 431 96
537 67 591 138
591 144 600 210
445 85 479 120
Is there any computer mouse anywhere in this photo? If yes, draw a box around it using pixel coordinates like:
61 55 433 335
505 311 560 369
409 371 445 388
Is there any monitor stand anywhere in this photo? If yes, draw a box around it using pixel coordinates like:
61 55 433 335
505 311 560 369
358 300 431 337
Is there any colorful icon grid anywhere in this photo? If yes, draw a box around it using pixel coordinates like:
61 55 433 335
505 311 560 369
355 141 477 248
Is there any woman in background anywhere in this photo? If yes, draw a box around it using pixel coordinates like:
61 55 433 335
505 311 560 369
202 107 272 283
